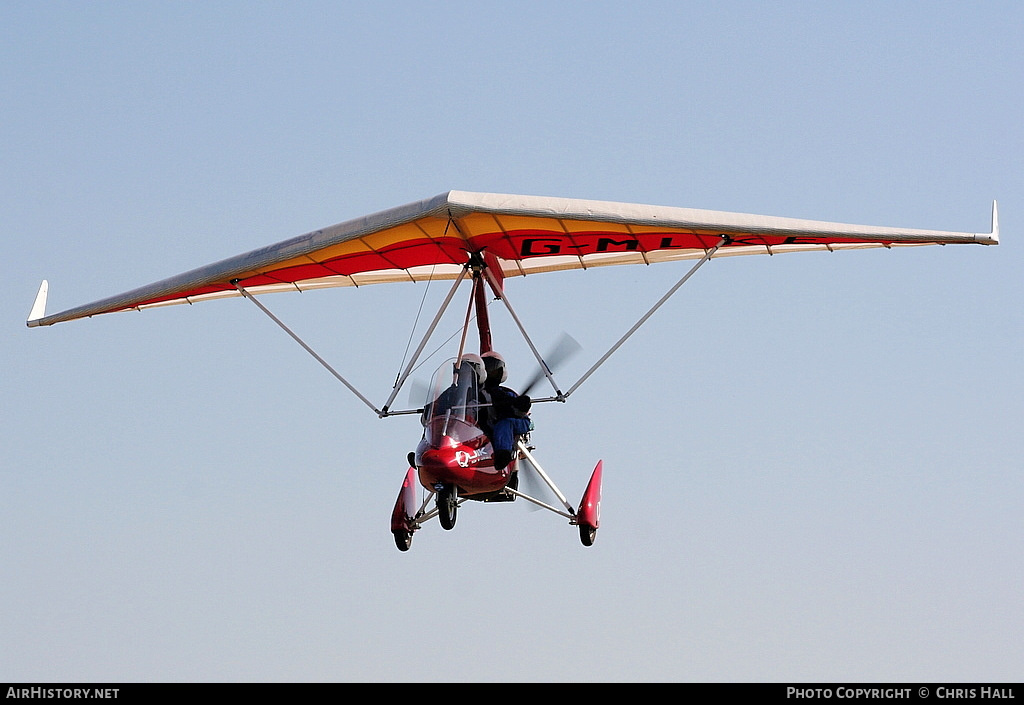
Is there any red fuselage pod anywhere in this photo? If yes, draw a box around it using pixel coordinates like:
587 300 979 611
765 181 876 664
415 434 509 498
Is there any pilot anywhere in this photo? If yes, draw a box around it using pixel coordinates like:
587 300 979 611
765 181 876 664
480 351 533 471
425 353 485 424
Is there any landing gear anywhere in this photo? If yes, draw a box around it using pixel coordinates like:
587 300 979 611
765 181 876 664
391 468 420 552
393 529 413 551
579 523 597 547
576 460 602 548
437 484 458 530
392 448 604 549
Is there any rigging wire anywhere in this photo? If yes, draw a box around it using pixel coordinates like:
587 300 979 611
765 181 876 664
393 217 453 387
394 262 436 388
406 299 495 378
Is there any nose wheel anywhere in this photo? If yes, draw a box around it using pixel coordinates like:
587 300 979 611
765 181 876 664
437 484 458 530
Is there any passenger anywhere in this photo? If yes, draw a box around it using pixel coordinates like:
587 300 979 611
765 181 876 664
480 351 533 471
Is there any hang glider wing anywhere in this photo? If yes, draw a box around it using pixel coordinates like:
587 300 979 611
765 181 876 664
27 191 999 327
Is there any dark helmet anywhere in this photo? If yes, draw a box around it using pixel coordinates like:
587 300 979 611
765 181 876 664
481 350 507 384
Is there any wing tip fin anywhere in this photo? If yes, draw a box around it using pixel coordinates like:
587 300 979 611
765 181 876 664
989 200 1000 245
26 280 48 327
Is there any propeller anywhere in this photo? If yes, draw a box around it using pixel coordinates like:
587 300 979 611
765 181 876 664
407 377 431 408
507 333 582 509
516 457 551 512
519 332 582 396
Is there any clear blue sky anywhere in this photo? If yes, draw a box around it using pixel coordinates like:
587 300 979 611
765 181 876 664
3 1 1021 682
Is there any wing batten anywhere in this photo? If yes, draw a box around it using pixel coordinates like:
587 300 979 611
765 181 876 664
28 191 997 327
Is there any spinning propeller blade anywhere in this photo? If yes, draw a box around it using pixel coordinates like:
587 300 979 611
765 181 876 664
516 462 549 512
520 333 582 396
407 378 430 408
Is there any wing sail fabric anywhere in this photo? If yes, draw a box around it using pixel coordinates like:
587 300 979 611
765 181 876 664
28 191 998 327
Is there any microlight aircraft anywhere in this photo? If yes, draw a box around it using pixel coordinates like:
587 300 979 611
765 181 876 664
27 191 999 551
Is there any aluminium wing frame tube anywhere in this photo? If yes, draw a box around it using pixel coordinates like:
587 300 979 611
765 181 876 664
379 266 471 415
560 237 728 400
233 281 382 415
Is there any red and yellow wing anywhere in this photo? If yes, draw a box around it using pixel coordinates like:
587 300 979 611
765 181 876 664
27 191 998 327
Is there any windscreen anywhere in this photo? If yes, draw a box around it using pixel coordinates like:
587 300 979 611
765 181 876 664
422 358 486 446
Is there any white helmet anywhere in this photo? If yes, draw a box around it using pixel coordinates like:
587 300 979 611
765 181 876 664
481 350 507 384
458 353 485 384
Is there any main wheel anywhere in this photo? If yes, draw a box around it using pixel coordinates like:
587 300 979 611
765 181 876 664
393 529 413 551
438 484 458 530
579 523 597 547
